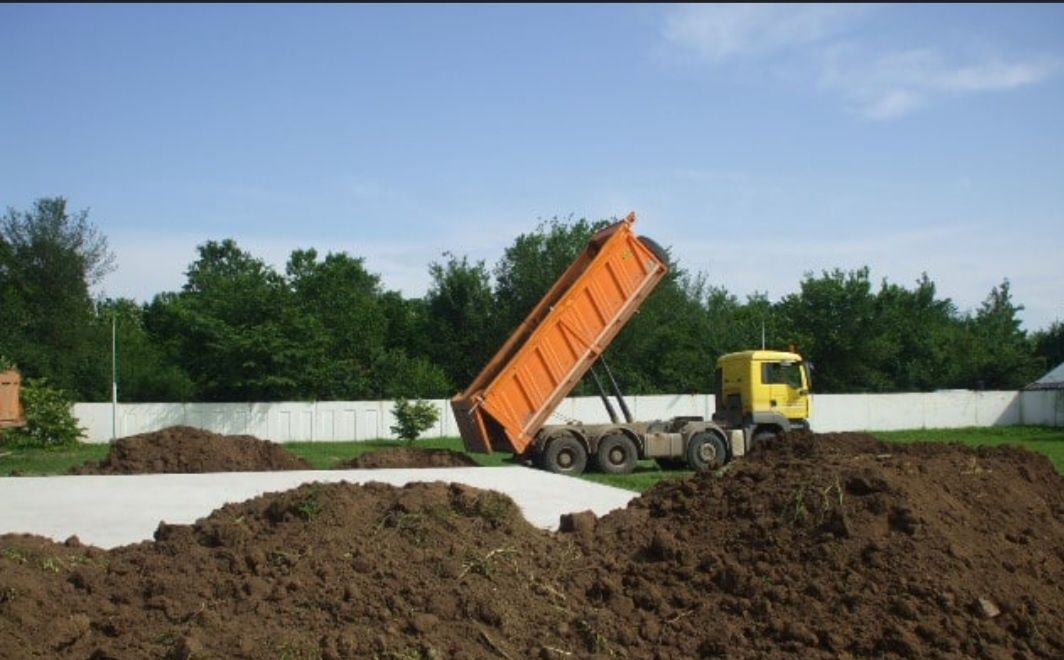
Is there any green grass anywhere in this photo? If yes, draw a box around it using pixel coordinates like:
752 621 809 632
4 427 1060 493
0 443 109 476
872 425 1064 473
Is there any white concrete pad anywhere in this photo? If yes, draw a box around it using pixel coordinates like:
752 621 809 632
0 467 638 549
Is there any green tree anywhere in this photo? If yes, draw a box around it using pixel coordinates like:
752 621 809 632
777 268 894 392
95 298 194 402
286 248 450 399
380 290 433 359
390 396 440 445
369 349 451 399
1032 320 1064 373
286 248 388 399
959 280 1041 389
145 239 299 401
1 378 84 448
704 289 785 358
873 274 960 391
0 198 115 397
425 253 497 391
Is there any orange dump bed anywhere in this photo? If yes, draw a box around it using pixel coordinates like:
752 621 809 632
451 214 668 454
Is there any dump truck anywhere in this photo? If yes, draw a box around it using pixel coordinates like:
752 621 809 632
451 214 811 474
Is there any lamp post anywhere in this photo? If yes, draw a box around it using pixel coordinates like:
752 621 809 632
111 311 117 442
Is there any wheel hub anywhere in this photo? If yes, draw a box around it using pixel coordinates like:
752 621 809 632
699 443 716 462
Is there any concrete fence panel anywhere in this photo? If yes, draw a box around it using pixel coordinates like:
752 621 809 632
72 389 1057 444
1019 390 1064 426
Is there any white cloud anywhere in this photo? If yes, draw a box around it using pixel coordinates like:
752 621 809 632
660 5 1061 120
819 46 1061 120
661 4 865 62
863 88 923 121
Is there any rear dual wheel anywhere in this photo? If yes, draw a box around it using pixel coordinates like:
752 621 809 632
540 436 588 475
594 434 638 475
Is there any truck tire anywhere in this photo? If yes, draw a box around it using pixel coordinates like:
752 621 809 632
686 431 727 472
541 436 588 475
595 434 638 474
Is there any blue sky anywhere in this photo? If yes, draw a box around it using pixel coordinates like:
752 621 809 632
2 4 1062 329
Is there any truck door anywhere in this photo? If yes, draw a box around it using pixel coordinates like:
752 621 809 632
761 361 809 421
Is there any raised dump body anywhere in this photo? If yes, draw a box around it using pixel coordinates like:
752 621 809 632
452 214 668 455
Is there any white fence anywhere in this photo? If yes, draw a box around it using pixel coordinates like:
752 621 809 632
72 389 1063 444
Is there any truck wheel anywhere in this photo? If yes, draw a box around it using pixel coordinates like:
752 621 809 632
541 436 587 475
686 432 727 472
595 434 638 474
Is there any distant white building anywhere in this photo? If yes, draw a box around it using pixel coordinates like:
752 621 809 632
1026 363 1064 390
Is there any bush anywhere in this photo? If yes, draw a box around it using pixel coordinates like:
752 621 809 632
390 397 439 445
1 378 84 448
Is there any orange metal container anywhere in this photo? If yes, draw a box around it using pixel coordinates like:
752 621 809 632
451 214 669 454
0 370 24 428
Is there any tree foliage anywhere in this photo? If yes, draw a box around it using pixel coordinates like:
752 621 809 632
1 378 84 448
389 397 440 445
144 241 449 401
424 253 496 391
0 198 114 395
0 198 1055 403
97 298 195 402
1032 320 1064 372
145 239 299 400
959 280 1043 389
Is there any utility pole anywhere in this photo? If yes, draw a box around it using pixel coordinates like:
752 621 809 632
111 312 117 442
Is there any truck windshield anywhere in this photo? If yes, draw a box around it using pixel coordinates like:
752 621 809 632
762 361 805 389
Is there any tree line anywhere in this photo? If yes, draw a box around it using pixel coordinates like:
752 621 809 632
2 197 1061 403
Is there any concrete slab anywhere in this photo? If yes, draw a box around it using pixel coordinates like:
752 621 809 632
0 467 638 549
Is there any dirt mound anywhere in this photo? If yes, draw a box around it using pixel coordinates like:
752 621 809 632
565 431 1064 657
0 481 582 658
2 432 1062 658
341 447 479 469
71 426 311 474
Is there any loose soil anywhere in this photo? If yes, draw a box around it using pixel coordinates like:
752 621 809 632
71 426 311 474
3 432 1062 658
340 447 479 469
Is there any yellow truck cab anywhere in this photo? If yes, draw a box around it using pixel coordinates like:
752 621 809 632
714 350 812 447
